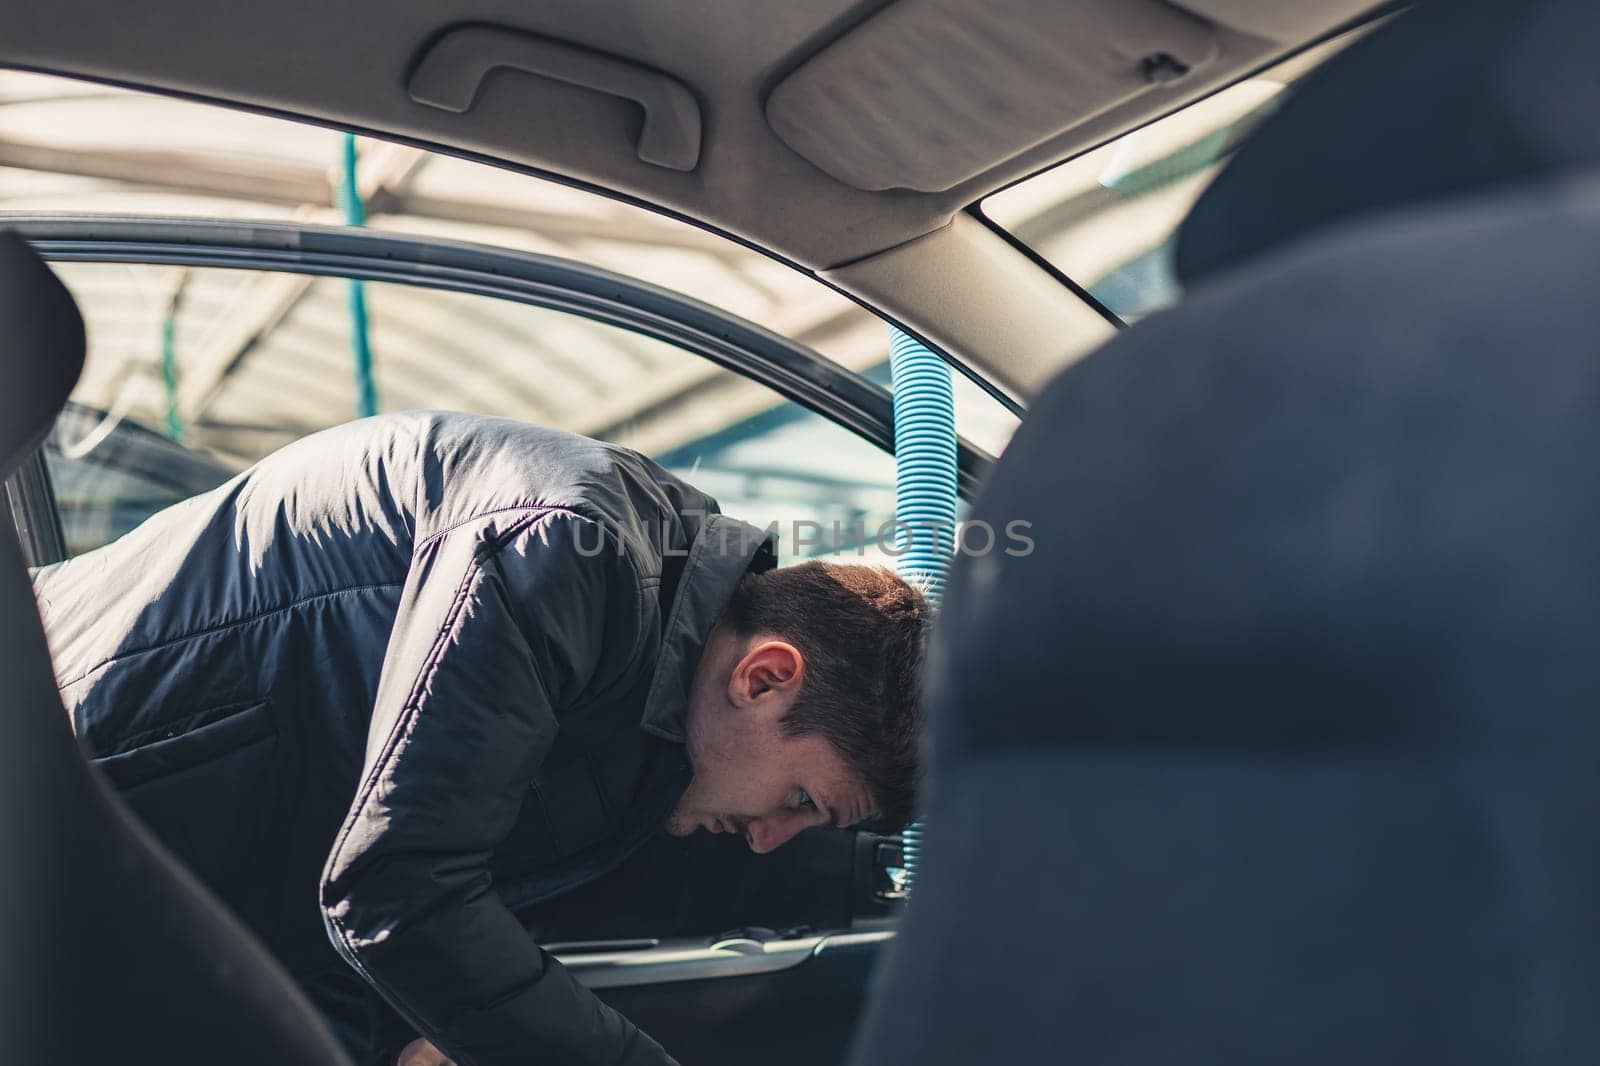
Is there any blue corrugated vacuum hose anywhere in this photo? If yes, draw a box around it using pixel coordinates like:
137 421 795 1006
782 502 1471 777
888 326 957 894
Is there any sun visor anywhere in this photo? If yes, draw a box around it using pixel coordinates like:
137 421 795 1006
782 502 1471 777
765 0 1220 193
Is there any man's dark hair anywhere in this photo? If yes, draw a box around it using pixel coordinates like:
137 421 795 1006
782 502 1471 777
719 561 928 831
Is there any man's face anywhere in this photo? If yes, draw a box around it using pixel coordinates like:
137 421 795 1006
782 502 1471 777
668 631 876 853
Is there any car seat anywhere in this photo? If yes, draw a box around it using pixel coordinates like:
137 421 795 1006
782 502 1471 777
848 1 1600 1063
0 230 351 1064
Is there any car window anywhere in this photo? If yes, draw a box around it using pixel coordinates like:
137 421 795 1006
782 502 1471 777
979 36 1355 322
0 69 1018 454
46 261 900 563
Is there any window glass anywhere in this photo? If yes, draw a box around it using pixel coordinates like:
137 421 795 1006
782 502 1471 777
949 371 1021 459
979 37 1356 322
0 70 1018 456
45 262 899 563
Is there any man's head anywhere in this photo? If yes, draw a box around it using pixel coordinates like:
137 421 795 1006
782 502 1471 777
667 561 928 853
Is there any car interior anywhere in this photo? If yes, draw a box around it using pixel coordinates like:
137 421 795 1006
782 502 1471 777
6 0 1597 1063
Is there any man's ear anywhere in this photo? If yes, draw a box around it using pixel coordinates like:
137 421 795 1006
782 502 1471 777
729 640 804 709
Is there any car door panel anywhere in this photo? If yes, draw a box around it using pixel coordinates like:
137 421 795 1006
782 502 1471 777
592 933 890 1066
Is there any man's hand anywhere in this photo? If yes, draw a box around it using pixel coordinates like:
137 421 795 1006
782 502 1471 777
397 1037 455 1066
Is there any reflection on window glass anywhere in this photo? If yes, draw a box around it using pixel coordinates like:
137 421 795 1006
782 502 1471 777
981 38 1354 322
46 263 898 562
949 371 1021 459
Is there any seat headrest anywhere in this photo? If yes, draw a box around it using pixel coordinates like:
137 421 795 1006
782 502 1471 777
850 173 1600 1066
1176 0 1600 284
0 231 84 481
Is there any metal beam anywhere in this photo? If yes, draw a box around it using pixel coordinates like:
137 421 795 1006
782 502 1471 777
0 138 731 251
175 269 313 420
0 140 329 206
386 192 729 250
575 299 881 443
175 142 441 421
609 317 889 457
352 141 430 213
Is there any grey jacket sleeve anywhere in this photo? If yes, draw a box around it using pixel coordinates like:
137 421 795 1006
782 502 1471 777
319 506 676 1066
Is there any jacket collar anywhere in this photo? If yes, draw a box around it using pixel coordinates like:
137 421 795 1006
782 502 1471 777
640 513 776 743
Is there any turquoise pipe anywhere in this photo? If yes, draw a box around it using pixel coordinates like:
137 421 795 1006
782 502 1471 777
160 305 182 443
888 325 958 894
159 271 189 443
338 133 378 418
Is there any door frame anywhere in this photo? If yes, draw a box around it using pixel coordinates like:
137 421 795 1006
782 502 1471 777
3 452 67 565
10 214 994 493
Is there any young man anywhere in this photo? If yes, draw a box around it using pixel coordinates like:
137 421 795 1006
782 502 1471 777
30 411 926 1066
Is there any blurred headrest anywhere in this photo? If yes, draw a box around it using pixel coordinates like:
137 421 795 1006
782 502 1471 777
1176 0 1600 284
0 230 84 481
849 172 1600 1066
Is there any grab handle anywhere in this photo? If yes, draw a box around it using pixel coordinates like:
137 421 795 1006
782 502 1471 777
408 24 702 172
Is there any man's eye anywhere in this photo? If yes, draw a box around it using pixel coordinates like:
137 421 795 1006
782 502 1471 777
798 790 816 811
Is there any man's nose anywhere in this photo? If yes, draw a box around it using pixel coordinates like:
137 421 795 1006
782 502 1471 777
744 813 808 854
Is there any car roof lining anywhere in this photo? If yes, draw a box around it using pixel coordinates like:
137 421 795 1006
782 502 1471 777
0 0 1390 400
0 1 1395 266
